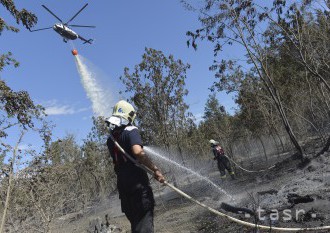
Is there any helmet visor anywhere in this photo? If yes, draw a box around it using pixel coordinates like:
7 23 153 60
105 116 129 128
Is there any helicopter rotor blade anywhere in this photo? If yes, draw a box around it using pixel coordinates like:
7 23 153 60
29 26 53 32
42 5 63 23
68 24 96 28
65 3 88 25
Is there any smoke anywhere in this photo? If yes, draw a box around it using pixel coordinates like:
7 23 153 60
74 54 117 117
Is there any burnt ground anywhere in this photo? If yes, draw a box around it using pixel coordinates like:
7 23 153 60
53 148 330 233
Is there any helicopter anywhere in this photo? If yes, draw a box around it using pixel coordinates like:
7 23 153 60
30 3 95 44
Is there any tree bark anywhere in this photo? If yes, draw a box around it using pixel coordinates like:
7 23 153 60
257 136 268 162
316 135 330 157
0 131 25 233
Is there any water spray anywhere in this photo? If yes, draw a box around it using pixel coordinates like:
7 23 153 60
73 52 114 117
144 146 233 200
109 134 330 232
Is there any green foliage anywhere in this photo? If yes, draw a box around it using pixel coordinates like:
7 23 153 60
86 116 109 143
0 52 19 71
0 1 44 140
0 80 44 132
48 135 81 165
184 0 330 157
203 93 226 120
121 47 190 146
201 93 229 139
0 0 37 34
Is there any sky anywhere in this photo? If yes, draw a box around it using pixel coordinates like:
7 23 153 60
1 1 242 149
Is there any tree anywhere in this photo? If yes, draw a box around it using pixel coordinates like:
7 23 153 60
270 1 330 93
120 48 190 149
200 94 234 153
0 0 37 34
0 1 44 150
265 1 330 154
48 135 81 165
0 2 50 232
184 0 307 160
0 131 24 233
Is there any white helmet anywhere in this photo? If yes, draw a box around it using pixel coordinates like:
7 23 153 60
105 100 136 127
209 139 219 145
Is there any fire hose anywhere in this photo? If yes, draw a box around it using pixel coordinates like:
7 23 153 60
225 155 275 173
109 134 330 232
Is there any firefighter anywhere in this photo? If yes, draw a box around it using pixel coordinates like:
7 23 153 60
106 100 165 233
209 139 235 180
